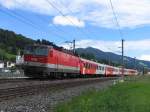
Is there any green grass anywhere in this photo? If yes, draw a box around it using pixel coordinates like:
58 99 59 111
55 76 150 112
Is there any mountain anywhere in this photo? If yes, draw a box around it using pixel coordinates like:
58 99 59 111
0 28 35 61
76 47 150 71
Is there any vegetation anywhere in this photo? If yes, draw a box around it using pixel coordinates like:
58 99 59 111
0 48 16 61
55 76 150 112
0 28 35 61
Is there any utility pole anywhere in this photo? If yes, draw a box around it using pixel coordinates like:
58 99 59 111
134 57 136 70
108 54 111 65
73 39 75 54
121 39 124 77
65 39 76 54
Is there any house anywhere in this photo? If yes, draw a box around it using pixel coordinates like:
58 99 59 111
0 61 4 69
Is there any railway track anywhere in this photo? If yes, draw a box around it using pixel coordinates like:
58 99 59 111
0 78 33 84
0 77 117 102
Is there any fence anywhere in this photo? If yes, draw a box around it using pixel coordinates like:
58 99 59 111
0 69 27 79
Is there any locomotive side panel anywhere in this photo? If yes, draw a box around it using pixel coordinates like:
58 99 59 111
44 48 80 74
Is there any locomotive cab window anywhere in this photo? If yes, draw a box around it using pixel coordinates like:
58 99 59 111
24 46 49 56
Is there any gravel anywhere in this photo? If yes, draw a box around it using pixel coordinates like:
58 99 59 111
0 79 115 112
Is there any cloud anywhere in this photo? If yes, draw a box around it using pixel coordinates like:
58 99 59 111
0 0 56 15
0 0 150 28
62 39 150 61
63 39 150 52
53 15 85 27
138 55 150 61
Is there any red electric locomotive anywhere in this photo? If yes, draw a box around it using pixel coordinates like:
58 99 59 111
24 45 80 78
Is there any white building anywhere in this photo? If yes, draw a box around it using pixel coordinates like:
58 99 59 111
7 62 15 68
0 61 4 69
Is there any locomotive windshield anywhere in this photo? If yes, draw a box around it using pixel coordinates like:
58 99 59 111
24 46 48 56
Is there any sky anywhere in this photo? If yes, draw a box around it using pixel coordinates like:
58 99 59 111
0 0 150 61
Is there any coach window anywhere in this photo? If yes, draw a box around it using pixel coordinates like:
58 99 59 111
84 63 86 68
86 64 88 68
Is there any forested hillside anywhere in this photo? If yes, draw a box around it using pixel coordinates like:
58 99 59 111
0 29 35 61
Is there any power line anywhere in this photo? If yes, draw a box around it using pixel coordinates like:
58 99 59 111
36 15 79 41
54 0 100 39
0 7 67 41
55 0 101 40
14 0 70 41
11 10 67 40
109 0 124 38
45 0 91 40
14 0 80 41
0 8 42 33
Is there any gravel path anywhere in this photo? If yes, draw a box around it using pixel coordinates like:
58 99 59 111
0 80 115 112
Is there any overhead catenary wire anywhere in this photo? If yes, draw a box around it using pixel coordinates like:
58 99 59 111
0 8 43 33
52 0 99 40
11 11 67 41
45 0 93 40
14 11 68 41
109 0 124 38
13 0 70 41
0 6 67 41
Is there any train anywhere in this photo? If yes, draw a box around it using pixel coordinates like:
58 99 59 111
23 45 138 78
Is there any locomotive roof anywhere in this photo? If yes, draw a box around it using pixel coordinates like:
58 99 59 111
27 44 78 56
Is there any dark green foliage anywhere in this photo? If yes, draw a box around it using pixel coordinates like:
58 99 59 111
0 28 35 61
80 53 96 60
